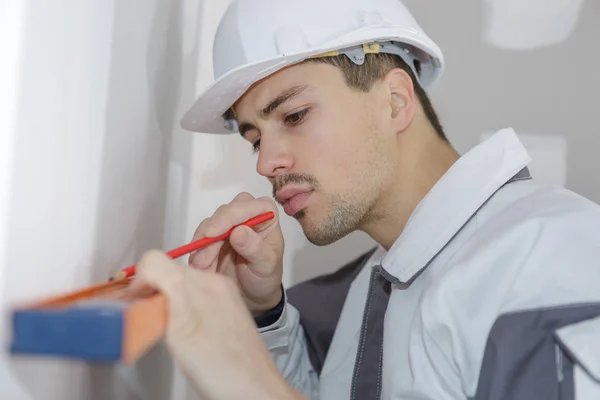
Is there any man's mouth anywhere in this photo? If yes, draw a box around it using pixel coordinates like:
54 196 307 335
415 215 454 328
276 187 314 216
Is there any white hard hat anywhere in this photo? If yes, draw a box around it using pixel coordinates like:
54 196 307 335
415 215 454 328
181 0 444 134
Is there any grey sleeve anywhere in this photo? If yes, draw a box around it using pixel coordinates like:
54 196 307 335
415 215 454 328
258 292 319 400
472 304 600 400
259 248 376 399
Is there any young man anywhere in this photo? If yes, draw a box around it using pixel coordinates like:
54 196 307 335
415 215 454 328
132 0 600 399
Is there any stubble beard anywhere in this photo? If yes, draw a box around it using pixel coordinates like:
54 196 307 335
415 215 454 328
273 173 376 246
299 191 374 246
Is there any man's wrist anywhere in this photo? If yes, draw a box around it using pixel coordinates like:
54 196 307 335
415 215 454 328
253 285 285 328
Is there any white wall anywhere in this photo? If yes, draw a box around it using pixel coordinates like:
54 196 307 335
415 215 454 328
402 0 600 202
0 1 30 397
0 0 201 399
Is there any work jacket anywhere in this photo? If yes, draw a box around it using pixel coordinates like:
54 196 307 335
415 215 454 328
258 128 600 400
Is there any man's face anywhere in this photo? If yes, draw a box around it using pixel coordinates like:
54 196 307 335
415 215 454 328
234 62 400 245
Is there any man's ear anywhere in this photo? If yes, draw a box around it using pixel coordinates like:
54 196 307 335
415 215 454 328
390 93 405 118
385 68 416 133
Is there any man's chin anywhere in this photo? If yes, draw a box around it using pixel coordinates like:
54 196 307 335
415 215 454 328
298 217 350 247
304 230 347 246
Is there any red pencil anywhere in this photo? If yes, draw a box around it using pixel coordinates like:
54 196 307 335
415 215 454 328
109 211 275 281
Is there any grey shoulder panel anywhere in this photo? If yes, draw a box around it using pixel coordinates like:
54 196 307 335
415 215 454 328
286 247 378 375
473 303 600 400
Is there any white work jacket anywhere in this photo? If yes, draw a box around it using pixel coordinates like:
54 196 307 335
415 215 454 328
259 128 600 400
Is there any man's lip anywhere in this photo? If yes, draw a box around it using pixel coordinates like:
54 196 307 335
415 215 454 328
282 191 313 216
275 186 313 204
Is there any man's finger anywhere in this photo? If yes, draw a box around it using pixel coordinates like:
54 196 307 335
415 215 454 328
228 225 275 277
119 279 157 301
188 240 223 272
191 215 214 242
204 198 277 238
133 250 189 310
231 191 255 203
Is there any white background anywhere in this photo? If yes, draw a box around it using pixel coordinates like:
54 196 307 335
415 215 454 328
0 0 598 399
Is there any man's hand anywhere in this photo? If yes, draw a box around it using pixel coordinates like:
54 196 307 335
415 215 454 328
188 193 284 315
128 250 305 400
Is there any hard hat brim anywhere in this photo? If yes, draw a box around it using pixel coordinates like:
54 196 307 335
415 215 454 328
180 25 444 134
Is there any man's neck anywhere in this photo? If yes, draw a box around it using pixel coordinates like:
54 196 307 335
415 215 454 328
363 135 460 250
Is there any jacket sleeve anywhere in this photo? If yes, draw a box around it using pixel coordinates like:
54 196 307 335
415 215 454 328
258 290 319 400
421 208 600 400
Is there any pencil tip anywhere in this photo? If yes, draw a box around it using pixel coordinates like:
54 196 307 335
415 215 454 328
108 276 114 281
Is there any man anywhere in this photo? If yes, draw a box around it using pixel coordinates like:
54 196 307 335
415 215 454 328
131 0 600 399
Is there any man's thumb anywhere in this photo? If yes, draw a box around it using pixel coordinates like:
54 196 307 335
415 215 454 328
229 225 268 265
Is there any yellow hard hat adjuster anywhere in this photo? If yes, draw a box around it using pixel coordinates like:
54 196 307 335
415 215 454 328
308 42 381 60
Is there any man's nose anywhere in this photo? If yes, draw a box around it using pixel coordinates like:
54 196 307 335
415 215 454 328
256 137 293 178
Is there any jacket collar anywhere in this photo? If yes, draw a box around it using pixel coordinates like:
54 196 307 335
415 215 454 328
380 128 532 284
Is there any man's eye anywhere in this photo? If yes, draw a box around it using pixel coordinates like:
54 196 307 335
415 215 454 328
284 109 309 126
251 139 261 154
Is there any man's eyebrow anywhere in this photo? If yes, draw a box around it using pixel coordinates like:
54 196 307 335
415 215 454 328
237 85 311 137
259 85 310 119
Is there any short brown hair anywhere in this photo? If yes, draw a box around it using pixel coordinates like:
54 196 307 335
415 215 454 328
304 52 447 141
